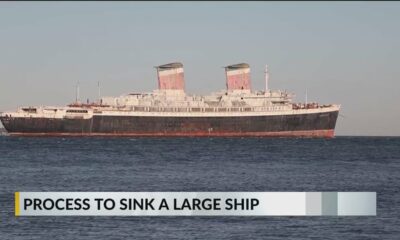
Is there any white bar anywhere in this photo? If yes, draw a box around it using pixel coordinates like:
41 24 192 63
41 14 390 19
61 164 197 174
226 68 250 76
158 68 184 76
15 192 377 216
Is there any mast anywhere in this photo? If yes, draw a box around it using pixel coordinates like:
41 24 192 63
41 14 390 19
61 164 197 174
98 81 101 104
76 81 80 103
265 64 269 94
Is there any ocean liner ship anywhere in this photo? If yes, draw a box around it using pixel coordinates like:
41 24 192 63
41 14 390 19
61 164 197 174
0 63 340 137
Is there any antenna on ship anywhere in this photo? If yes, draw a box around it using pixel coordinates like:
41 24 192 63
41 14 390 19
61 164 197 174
75 81 80 103
97 81 101 104
264 64 269 95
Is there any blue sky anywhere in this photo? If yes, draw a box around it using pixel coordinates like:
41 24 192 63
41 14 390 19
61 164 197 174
0 2 399 135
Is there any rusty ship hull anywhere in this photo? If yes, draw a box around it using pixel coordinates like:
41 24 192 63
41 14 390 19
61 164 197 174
0 110 338 138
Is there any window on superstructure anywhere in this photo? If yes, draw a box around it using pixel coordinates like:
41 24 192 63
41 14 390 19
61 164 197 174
22 108 37 113
66 110 88 113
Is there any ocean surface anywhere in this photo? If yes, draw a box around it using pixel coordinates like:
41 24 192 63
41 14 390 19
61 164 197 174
0 136 399 239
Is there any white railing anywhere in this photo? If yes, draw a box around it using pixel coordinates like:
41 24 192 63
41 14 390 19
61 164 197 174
127 106 290 113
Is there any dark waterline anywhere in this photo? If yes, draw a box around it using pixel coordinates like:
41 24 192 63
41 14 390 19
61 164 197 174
0 136 399 239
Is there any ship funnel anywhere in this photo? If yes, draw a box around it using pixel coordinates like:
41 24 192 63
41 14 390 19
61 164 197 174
155 62 185 91
224 63 251 91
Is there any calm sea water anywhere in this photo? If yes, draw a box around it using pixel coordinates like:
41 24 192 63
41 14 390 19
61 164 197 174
0 136 399 239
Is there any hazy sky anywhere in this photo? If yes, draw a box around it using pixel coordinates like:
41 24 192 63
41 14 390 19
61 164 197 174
0 2 399 136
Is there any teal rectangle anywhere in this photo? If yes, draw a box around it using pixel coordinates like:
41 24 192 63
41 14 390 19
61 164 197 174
322 192 338 216
337 192 376 216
